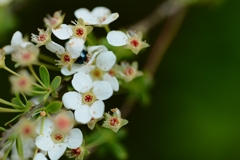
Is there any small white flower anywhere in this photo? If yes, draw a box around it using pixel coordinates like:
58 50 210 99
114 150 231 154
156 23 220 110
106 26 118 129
62 72 113 124
3 31 32 55
107 30 149 54
34 153 48 160
74 6 119 27
35 112 83 160
44 10 65 29
52 18 93 41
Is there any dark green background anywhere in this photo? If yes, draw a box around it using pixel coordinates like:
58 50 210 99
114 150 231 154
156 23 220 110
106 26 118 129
1 0 240 159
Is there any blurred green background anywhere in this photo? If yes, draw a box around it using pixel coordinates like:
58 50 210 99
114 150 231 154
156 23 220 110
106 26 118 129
1 0 240 159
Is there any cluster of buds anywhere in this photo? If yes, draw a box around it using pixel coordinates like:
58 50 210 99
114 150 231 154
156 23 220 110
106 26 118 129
0 6 149 160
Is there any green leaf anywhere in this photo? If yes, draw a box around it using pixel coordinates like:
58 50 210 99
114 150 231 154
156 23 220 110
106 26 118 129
51 90 58 98
50 76 61 90
2 140 14 160
16 136 24 159
0 107 23 113
39 65 50 86
0 127 6 131
45 101 62 113
11 98 25 109
38 92 50 102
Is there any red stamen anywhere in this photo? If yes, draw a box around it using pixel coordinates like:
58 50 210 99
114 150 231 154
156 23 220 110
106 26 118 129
76 28 84 36
84 94 93 102
110 118 119 126
130 39 139 47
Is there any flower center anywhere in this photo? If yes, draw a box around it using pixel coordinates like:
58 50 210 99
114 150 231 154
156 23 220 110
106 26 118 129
75 27 84 37
71 147 81 156
63 55 71 63
110 118 119 126
18 78 27 87
124 68 134 76
52 132 64 143
82 92 96 105
130 39 139 47
90 68 103 80
38 34 46 42
23 52 32 60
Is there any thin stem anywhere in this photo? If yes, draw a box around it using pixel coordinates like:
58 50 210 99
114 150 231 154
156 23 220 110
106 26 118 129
0 98 22 109
38 54 55 64
3 66 20 77
33 117 45 158
31 90 48 94
28 65 47 89
104 25 110 33
33 62 59 71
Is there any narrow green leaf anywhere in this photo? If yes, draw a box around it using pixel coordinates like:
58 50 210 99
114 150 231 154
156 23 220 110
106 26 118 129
45 101 62 113
50 76 61 90
5 114 22 126
0 107 23 113
51 90 58 98
2 140 14 160
0 127 6 131
38 92 50 102
39 65 50 86
16 136 24 159
11 98 25 109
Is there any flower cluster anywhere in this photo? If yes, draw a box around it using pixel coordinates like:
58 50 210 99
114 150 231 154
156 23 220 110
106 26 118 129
0 6 149 160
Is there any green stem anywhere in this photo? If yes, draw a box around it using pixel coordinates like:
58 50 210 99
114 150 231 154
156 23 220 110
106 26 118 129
31 90 48 94
5 113 23 126
104 25 110 33
28 65 47 89
3 66 20 77
33 117 45 158
38 54 55 64
0 98 22 109
34 62 59 71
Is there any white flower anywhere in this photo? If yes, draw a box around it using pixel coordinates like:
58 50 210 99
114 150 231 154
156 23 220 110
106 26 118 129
74 6 119 27
52 18 93 41
3 31 32 55
35 112 83 160
107 30 149 54
62 72 113 124
44 10 65 29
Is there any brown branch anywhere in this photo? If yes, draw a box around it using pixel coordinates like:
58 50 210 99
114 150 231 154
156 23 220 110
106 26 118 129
121 8 187 118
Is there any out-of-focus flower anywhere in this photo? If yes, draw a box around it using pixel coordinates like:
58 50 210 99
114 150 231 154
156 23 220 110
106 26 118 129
11 44 39 66
3 31 32 55
44 10 65 29
62 72 113 124
118 61 143 82
9 69 35 95
31 28 52 47
74 6 119 27
107 30 149 54
87 117 103 130
102 108 128 132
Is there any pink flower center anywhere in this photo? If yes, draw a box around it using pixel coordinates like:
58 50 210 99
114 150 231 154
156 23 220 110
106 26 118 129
71 147 81 156
54 133 63 141
110 118 119 126
18 78 27 87
56 117 70 131
23 126 31 135
124 68 134 76
23 52 31 60
38 34 46 42
130 39 139 47
84 94 93 103
63 55 71 63
50 18 58 25
76 28 84 37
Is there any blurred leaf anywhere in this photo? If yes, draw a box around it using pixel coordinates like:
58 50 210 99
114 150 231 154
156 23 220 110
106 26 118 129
16 136 24 159
45 101 62 113
50 76 61 90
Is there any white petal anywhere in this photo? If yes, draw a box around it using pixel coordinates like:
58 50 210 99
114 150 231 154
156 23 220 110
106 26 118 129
66 38 84 58
107 31 128 46
92 6 111 17
101 13 119 25
34 153 48 160
11 31 23 47
89 100 104 119
45 41 65 54
87 45 108 54
21 42 33 48
3 45 14 54
48 144 66 160
61 64 82 76
103 73 119 91
52 24 73 40
96 51 116 71
65 128 83 149
62 91 82 110
74 8 95 24
74 105 92 124
35 118 54 134
93 81 113 100
72 72 92 93
36 135 54 151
